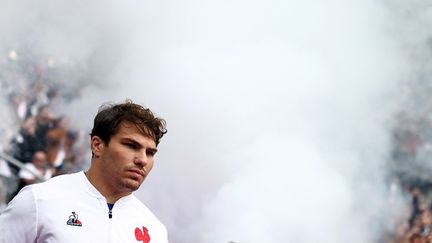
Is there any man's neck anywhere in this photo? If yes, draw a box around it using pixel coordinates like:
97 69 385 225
84 169 131 204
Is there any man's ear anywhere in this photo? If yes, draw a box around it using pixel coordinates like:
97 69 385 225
91 136 105 158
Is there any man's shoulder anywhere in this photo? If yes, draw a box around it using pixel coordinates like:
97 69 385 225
126 194 152 211
30 171 84 195
126 194 167 226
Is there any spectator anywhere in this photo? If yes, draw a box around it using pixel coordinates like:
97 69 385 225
18 150 54 186
9 116 44 170
45 117 69 168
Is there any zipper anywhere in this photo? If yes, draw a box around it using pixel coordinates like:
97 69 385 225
107 204 113 243
107 203 114 219
107 215 113 243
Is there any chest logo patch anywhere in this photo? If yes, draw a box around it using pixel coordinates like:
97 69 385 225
135 226 151 243
66 212 82 227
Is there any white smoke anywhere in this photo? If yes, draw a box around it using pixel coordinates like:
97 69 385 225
0 0 429 242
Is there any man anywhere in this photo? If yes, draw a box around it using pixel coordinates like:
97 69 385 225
0 100 168 242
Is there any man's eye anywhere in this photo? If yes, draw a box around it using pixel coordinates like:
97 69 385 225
125 143 138 149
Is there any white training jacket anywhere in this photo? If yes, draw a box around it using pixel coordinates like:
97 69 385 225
0 171 168 243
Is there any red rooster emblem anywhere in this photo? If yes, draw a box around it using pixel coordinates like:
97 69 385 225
135 226 151 243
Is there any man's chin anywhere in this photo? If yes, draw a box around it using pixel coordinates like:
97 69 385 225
122 178 143 191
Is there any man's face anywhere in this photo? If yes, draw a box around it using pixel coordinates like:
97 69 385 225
92 121 158 195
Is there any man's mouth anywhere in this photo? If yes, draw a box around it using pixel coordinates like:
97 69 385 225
127 168 145 178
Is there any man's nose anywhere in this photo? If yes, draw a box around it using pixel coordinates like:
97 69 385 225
134 152 148 167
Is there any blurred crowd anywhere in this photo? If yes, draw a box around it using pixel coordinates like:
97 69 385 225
0 49 89 210
382 82 432 243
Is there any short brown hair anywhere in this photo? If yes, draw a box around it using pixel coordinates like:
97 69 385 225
90 100 167 146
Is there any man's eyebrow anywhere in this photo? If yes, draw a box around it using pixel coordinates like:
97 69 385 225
122 138 143 147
